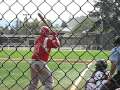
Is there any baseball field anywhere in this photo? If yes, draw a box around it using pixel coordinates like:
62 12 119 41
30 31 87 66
0 48 110 90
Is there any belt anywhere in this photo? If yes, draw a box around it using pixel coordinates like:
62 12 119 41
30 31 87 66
34 59 46 63
35 59 40 61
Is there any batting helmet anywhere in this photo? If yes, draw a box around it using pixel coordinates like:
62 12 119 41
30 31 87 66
95 60 107 71
40 26 50 37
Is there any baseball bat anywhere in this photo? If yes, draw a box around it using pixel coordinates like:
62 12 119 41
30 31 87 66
38 13 61 37
38 13 52 31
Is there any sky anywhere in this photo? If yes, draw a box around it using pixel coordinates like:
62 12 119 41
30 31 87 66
0 0 95 26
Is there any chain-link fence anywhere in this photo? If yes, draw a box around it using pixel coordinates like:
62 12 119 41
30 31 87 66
0 0 119 90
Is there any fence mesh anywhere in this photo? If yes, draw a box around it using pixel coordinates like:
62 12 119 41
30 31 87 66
0 0 118 90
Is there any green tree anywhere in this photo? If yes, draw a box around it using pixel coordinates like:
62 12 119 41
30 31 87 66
90 0 120 34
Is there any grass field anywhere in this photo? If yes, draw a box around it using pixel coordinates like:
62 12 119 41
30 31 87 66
0 48 111 90
0 61 88 90
0 48 110 60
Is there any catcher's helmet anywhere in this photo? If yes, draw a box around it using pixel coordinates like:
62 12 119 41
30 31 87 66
40 26 50 37
95 60 107 71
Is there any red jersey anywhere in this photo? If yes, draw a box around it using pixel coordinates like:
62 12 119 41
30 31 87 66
32 35 60 62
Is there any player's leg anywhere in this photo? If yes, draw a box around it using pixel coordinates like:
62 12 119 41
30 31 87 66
28 61 39 90
44 65 53 90
38 63 53 90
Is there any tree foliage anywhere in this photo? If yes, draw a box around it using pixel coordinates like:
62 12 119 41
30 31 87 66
1 18 52 35
90 0 120 34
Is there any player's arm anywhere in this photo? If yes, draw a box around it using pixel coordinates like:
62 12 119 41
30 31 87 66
33 38 41 54
107 61 116 85
47 34 60 48
51 37 60 48
110 61 116 76
109 48 118 76
42 37 49 52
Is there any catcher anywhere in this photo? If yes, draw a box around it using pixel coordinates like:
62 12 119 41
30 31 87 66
85 60 109 90
28 26 60 90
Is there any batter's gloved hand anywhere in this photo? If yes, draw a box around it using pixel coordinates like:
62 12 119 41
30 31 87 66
50 31 59 37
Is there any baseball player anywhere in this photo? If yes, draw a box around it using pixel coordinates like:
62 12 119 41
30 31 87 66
108 36 120 90
85 60 109 90
28 26 60 90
